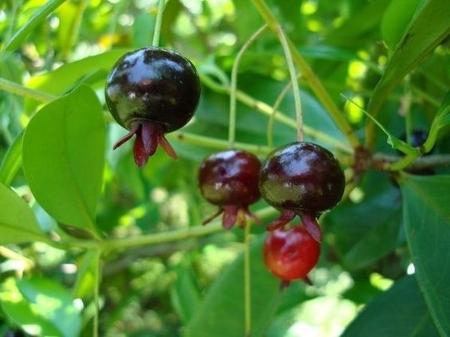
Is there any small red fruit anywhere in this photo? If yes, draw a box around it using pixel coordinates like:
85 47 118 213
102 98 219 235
264 226 320 283
198 150 261 229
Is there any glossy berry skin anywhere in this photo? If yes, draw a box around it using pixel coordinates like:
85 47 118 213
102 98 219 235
105 47 201 166
198 150 261 228
264 226 320 282
106 47 200 131
259 142 345 214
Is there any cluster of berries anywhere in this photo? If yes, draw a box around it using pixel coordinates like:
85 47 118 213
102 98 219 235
105 48 345 285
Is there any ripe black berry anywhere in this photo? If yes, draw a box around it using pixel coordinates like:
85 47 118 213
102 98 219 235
259 142 345 241
198 150 261 229
264 225 320 284
105 47 201 166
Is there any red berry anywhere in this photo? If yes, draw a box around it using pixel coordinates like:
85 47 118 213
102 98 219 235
264 226 320 282
105 47 201 166
198 150 261 229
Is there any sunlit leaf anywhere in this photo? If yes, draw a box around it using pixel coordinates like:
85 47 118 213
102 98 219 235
23 86 105 237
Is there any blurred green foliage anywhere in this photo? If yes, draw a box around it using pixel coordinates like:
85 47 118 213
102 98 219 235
0 0 449 336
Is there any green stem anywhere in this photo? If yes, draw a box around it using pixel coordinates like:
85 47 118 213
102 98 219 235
276 25 303 141
102 207 276 251
169 131 271 155
251 0 360 148
201 74 353 154
152 0 166 47
93 249 102 337
267 79 295 148
244 220 252 337
229 25 267 148
0 77 55 102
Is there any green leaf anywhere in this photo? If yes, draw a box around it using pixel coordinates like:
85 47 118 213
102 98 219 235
327 0 391 47
170 263 201 324
381 0 425 50
73 250 101 300
0 277 82 337
341 276 439 337
18 277 82 337
22 86 105 236
0 183 45 244
184 236 280 337
343 211 400 270
402 174 450 336
26 49 130 96
133 12 155 48
3 0 66 52
0 132 23 185
368 0 450 117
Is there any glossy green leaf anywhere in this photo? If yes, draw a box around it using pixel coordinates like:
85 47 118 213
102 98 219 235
368 0 450 117
342 276 439 337
0 183 45 244
0 132 23 185
22 86 105 236
402 174 450 336
3 0 66 52
185 236 280 337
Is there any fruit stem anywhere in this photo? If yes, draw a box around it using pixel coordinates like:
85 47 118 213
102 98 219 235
152 0 165 47
267 75 301 148
251 0 360 148
276 25 304 142
201 74 354 154
229 24 267 148
93 248 102 337
244 220 252 337
101 207 277 251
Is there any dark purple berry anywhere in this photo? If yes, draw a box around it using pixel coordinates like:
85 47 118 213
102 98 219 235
198 150 261 229
259 142 345 241
105 47 201 166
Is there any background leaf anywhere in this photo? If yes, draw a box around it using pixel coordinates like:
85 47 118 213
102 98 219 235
341 276 439 337
22 86 105 237
402 174 450 336
184 236 280 337
0 277 82 337
368 0 450 117
3 0 66 52
0 182 44 244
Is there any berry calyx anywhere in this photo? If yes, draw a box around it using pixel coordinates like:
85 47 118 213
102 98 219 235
198 150 261 229
264 225 320 283
105 47 201 166
259 142 345 240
